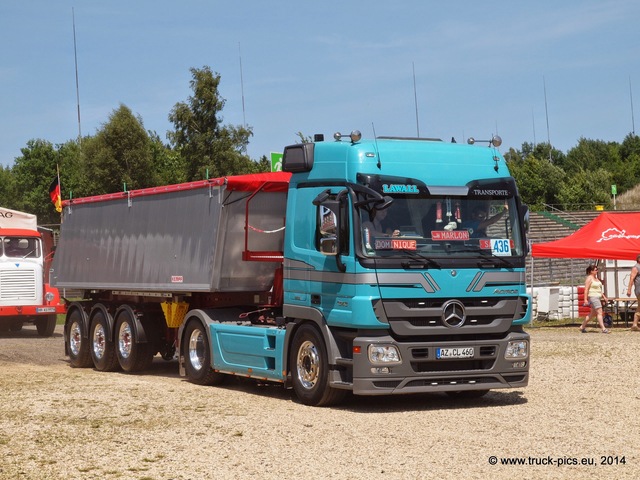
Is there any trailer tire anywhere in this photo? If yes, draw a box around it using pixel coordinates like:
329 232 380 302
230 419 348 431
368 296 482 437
290 324 346 407
66 310 92 368
90 311 119 372
115 312 153 373
183 319 224 386
36 315 56 337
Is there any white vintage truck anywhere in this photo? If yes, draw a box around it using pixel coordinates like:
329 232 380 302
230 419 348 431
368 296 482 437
0 207 65 336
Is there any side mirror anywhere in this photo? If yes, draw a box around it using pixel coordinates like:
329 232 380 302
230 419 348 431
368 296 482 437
319 236 338 256
315 192 347 272
521 205 530 233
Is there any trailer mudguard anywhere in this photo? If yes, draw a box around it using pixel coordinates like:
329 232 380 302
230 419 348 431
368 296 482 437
89 303 115 342
114 304 148 343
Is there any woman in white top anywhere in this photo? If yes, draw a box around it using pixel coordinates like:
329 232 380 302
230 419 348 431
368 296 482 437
579 264 609 333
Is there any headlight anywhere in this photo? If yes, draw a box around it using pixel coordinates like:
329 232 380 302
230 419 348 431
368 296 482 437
505 340 528 359
45 292 55 302
368 344 402 365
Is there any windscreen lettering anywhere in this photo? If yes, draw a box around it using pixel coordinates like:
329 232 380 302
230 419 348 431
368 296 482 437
471 188 510 196
431 230 470 241
374 239 417 250
382 184 419 194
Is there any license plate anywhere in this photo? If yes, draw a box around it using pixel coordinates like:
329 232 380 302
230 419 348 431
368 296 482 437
36 307 56 313
436 347 474 359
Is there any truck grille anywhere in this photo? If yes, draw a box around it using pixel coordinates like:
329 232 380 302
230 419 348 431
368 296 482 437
0 270 37 301
381 297 521 336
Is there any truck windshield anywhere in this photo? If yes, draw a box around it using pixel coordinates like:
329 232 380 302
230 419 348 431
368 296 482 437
1 237 41 259
357 184 524 259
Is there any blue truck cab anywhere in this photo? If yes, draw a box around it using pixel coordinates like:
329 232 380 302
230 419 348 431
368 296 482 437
280 131 530 405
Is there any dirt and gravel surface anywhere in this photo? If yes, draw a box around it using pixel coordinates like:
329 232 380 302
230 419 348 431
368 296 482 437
1 324 639 480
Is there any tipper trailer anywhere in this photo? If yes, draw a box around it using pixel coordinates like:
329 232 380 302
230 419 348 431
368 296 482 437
51 131 531 406
1 207 65 336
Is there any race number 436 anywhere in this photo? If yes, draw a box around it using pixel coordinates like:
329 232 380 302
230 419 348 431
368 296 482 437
491 239 511 256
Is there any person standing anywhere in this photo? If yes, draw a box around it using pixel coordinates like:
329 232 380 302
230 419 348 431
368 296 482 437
579 264 609 333
625 254 640 331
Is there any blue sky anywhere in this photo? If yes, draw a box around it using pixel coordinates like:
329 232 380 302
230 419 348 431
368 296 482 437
1 1 639 168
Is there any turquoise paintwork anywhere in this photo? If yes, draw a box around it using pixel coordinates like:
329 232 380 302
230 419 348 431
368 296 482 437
210 323 286 381
209 136 531 380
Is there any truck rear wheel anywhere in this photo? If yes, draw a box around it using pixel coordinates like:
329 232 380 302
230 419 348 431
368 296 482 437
115 312 153 373
36 315 56 337
290 324 346 407
66 310 92 368
90 311 119 372
183 319 224 386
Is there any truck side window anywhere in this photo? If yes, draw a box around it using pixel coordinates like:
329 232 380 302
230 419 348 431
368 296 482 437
315 198 349 254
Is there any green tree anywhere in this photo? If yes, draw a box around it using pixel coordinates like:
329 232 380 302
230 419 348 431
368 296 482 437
506 152 565 210
168 66 255 180
0 165 17 209
148 131 187 186
254 155 271 173
83 105 157 194
557 168 613 209
564 137 619 176
10 140 64 224
56 139 86 200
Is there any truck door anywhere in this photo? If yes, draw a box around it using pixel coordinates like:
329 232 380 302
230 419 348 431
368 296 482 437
284 186 356 326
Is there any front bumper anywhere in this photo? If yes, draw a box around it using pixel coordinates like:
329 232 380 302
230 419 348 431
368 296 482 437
350 330 529 395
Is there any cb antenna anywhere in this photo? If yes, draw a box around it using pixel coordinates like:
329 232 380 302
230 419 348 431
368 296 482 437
372 123 381 169
412 62 420 137
72 8 82 145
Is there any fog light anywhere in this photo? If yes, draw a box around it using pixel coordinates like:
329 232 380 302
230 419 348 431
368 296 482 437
368 344 402 365
371 367 390 374
512 361 527 368
505 340 528 359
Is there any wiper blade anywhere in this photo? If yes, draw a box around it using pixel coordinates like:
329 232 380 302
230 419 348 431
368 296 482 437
399 249 441 269
472 248 512 268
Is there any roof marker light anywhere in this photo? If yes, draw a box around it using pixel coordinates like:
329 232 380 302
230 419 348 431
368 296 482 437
467 135 502 147
333 130 362 143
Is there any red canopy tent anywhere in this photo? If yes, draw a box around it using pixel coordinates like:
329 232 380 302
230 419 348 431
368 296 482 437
532 212 640 261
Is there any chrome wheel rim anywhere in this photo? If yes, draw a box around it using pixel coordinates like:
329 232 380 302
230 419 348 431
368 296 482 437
92 323 106 359
70 321 82 356
118 321 133 359
188 328 205 371
296 340 319 390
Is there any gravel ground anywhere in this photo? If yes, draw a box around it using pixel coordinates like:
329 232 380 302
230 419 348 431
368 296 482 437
1 324 639 480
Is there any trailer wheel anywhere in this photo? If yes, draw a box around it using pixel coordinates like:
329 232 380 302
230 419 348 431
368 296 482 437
183 320 224 386
290 324 346 407
115 313 153 373
36 315 56 337
90 311 119 372
67 310 92 368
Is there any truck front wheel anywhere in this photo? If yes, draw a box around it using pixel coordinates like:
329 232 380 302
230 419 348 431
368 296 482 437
115 312 153 373
66 310 92 368
36 315 56 337
183 320 224 386
290 324 346 407
90 311 119 372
